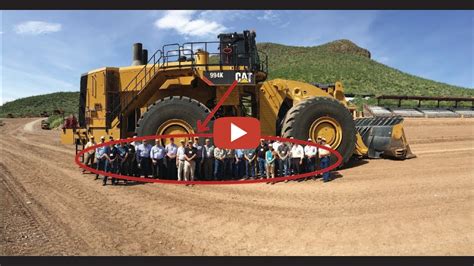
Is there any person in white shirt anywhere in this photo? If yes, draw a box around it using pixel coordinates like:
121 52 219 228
82 136 96 173
272 139 281 151
290 137 304 175
304 138 318 180
136 140 152 178
271 139 281 176
176 140 186 181
213 146 226 180
165 138 178 180
130 133 139 147
318 137 332 182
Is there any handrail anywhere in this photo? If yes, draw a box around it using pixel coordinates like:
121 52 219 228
110 48 165 127
110 41 269 129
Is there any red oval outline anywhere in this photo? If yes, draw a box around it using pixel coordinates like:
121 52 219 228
75 134 342 185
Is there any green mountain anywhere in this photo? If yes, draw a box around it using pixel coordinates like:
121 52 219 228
259 40 473 97
1 39 472 119
0 92 79 118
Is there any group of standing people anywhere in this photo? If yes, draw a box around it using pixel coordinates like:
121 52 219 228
82 134 333 186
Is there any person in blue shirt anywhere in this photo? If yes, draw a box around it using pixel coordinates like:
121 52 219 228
233 149 245 179
95 136 109 181
136 140 152 178
265 146 276 179
150 139 166 179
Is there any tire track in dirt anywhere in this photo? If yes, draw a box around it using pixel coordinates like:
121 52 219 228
1 117 473 255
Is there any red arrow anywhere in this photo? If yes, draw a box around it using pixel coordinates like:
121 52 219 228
197 80 238 132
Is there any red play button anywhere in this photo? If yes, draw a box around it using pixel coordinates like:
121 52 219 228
213 117 260 149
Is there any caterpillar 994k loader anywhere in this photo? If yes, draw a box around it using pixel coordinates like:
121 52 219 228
62 30 414 165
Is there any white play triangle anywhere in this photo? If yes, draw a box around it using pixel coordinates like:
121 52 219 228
230 123 247 142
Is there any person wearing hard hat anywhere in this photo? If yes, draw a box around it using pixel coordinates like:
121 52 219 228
95 136 108 181
82 136 96 174
319 137 332 182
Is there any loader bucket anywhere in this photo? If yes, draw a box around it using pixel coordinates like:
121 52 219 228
354 116 416 159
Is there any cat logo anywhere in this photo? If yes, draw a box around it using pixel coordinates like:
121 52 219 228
235 72 253 84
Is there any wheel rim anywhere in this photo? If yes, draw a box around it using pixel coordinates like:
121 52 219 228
156 119 194 145
309 116 343 149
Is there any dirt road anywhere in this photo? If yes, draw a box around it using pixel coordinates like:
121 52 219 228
1 118 473 255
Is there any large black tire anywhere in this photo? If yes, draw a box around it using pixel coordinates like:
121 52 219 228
281 97 356 166
135 96 212 139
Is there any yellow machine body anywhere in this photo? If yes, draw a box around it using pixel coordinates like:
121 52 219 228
62 30 413 161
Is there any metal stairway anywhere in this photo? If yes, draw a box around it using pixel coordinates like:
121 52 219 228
109 46 195 129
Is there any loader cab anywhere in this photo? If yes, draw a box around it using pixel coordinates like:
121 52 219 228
218 30 263 72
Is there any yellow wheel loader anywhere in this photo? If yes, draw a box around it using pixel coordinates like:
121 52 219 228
62 30 414 166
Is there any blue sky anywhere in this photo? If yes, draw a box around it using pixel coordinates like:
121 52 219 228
1 10 473 104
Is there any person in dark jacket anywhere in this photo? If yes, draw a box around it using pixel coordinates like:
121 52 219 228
103 143 119 186
202 138 215 180
127 140 139 177
256 139 268 178
117 142 129 184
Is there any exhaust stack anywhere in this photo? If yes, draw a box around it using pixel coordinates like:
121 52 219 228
141 49 148 65
132 43 143 66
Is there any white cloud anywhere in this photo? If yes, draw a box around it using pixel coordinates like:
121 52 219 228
257 11 291 28
14 21 62 35
155 10 226 38
258 11 280 22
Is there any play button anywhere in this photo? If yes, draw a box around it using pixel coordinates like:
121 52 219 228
231 123 247 142
213 117 260 149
